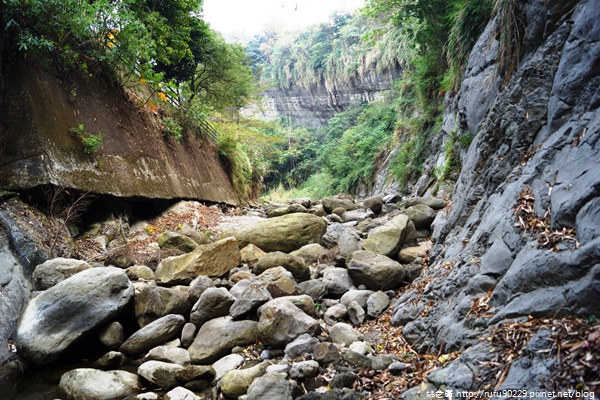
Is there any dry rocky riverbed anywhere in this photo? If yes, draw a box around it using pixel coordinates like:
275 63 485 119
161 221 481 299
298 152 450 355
6 195 599 400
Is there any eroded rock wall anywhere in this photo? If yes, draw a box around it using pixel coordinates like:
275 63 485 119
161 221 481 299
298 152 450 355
0 62 238 204
258 67 401 127
391 0 599 390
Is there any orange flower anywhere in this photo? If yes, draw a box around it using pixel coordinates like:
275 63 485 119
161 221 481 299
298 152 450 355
157 92 168 102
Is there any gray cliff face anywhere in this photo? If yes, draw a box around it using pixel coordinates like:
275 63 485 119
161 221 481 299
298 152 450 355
391 0 600 390
258 67 402 127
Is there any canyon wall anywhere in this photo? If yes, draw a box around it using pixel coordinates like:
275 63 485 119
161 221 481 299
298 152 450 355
0 61 238 205
388 0 600 392
257 66 402 127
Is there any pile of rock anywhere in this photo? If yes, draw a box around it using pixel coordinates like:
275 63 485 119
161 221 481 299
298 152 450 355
15 195 443 400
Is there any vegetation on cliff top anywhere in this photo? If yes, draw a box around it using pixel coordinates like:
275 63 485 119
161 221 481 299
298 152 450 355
2 0 498 201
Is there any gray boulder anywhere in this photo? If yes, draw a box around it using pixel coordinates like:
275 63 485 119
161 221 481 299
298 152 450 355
120 314 186 356
138 360 184 390
145 346 191 366
188 275 215 304
322 223 362 257
16 267 134 365
329 323 363 347
257 298 320 348
229 282 272 319
164 387 201 400
155 237 240 285
212 354 245 381
284 333 320 358
347 301 366 325
59 368 141 400
363 196 383 215
322 268 354 297
367 291 390 318
347 251 406 291
247 373 294 400
342 209 374 223
254 251 310 282
313 342 340 365
190 287 235 327
181 322 197 348
188 317 257 364
339 287 373 307
135 286 191 327
297 279 328 301
93 351 127 369
289 360 320 379
218 213 327 253
98 321 125 350
324 303 348 324
404 204 436 229
32 257 92 290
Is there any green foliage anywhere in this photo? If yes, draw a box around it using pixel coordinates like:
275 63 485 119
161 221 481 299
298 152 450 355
458 132 473 148
213 116 284 201
249 13 413 91
161 116 183 142
445 0 493 90
434 130 461 181
69 124 104 154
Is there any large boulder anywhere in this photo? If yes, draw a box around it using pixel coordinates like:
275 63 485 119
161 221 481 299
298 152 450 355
405 197 446 210
155 237 241 285
321 268 354 297
240 244 266 266
120 314 186 356
134 286 191 327
254 251 310 282
158 231 200 253
398 241 433 263
257 298 320 348
290 243 325 265
403 204 437 229
218 213 327 253
145 346 191 366
362 196 383 215
321 196 358 213
59 368 141 400
138 360 184 390
347 251 406 291
322 223 362 257
32 258 92 290
257 267 299 298
16 267 134 366
220 361 270 399
188 317 257 364
246 373 294 400
362 214 417 257
189 287 236 327
229 282 272 319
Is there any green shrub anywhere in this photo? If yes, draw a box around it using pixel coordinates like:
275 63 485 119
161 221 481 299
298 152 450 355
162 116 183 142
69 124 104 154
